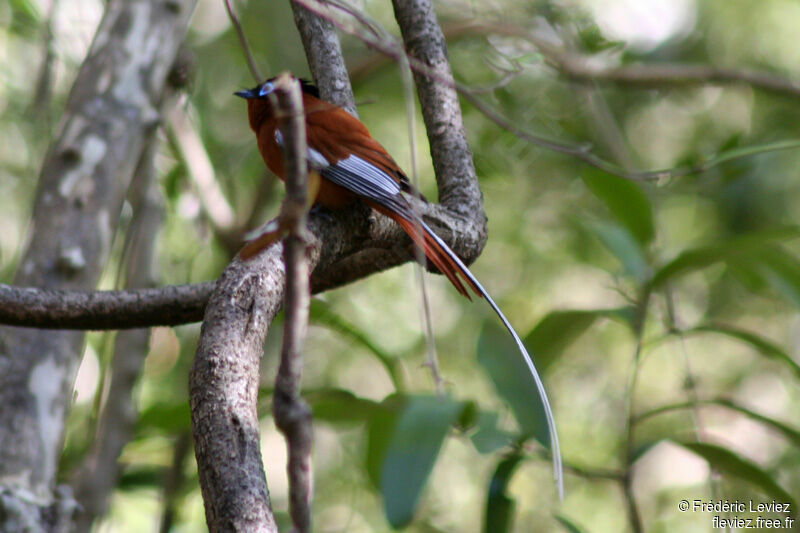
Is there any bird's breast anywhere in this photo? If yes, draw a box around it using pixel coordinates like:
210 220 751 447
257 123 285 178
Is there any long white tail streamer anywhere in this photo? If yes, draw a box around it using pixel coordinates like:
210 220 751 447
422 221 564 500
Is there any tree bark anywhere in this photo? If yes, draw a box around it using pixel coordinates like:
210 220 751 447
393 0 486 225
290 1 357 116
0 0 195 530
269 76 314 533
71 121 167 532
190 247 288 533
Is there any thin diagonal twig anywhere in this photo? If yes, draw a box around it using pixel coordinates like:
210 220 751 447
270 73 314 533
224 0 262 82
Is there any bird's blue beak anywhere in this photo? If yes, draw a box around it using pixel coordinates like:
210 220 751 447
235 81 275 100
235 88 257 99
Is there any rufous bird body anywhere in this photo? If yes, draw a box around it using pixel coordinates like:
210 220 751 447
236 75 562 497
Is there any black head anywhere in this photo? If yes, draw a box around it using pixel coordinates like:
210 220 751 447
298 78 320 97
234 76 320 99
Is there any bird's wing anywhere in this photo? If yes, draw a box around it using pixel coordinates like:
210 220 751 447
319 154 414 219
275 128 414 219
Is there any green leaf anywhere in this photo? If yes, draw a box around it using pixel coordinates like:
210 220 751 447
310 300 403 390
724 244 800 309
748 246 800 309
629 440 660 463
136 402 191 433
650 228 800 289
685 324 800 379
678 442 796 508
638 399 800 449
556 515 587 533
577 26 626 54
9 0 40 37
726 258 769 292
705 139 800 168
162 164 184 201
711 400 800 448
478 323 548 446
366 397 402 489
524 308 631 372
582 171 654 245
367 395 466 528
651 244 730 289
484 454 523 533
524 311 597 373
585 219 649 281
118 466 164 490
456 400 480 430
470 411 514 454
306 388 380 425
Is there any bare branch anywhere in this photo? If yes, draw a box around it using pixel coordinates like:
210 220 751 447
187 182 415 531
392 0 485 229
0 282 212 330
189 181 451 532
392 1 452 391
436 19 800 99
224 0 262 83
0 1 196 528
29 0 60 121
166 105 238 232
290 0 357 115
0 195 475 331
187 205 399 530
270 74 314 533
188 204 385 528
189 247 288 533
535 40 800 98
72 118 167 531
159 432 193 533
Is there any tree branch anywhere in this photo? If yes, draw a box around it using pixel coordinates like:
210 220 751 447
392 0 485 228
71 115 168 531
332 14 800 181
0 1 196 529
186 190 419 531
166 105 237 233
0 192 465 330
224 0 261 83
290 0 357 115
429 19 800 99
270 74 314 533
159 432 193 533
534 39 800 99
0 282 213 330
189 246 287 533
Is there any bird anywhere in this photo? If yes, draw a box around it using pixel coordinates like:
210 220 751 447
235 74 562 497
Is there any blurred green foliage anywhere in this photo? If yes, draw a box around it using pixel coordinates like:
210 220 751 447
2 0 800 531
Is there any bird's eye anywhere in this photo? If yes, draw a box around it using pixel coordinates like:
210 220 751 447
258 82 275 98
